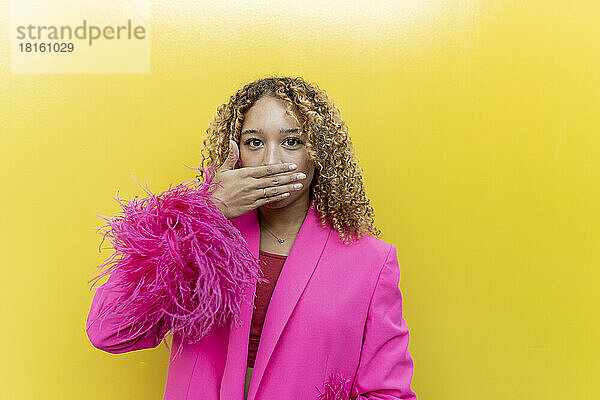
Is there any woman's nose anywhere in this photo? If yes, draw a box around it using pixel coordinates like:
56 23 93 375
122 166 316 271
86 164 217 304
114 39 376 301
264 145 282 165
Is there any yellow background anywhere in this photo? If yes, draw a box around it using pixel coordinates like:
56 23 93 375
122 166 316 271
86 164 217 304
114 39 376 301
1 0 599 398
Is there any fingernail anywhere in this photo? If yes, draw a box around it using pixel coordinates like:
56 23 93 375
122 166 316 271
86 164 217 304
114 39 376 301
297 173 306 179
289 164 297 170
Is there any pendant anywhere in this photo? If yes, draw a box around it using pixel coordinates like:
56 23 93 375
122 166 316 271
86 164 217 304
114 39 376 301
277 239 285 243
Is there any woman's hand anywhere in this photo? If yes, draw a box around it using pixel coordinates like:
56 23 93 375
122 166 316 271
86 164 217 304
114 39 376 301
207 140 306 219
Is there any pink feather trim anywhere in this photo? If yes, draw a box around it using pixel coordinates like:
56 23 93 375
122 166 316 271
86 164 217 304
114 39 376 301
316 372 360 400
88 164 265 359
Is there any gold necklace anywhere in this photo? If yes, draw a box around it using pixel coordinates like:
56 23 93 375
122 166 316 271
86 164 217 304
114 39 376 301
259 218 301 244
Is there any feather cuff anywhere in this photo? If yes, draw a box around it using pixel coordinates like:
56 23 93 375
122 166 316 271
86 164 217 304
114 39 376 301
88 165 264 358
316 372 360 400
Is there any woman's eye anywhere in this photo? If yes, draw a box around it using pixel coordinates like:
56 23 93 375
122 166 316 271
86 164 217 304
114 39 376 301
245 139 262 147
284 138 303 146
244 138 303 148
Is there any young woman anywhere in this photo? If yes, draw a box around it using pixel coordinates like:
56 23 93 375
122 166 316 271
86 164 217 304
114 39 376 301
87 77 417 400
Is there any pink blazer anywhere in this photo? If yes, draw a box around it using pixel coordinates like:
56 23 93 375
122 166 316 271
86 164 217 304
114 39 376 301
86 204 417 400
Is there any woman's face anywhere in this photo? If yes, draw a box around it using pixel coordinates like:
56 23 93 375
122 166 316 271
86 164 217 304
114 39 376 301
239 95 315 209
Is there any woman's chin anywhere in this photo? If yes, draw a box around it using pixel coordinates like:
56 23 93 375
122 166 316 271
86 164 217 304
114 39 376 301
263 195 291 208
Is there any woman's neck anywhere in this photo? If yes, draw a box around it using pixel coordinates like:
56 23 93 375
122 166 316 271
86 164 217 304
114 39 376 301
258 194 310 234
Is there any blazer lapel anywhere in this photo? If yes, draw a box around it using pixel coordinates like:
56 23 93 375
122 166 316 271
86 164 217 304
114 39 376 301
219 208 259 400
219 203 333 400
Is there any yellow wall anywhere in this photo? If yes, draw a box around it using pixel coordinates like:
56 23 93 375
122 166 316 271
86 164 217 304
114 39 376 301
1 0 598 398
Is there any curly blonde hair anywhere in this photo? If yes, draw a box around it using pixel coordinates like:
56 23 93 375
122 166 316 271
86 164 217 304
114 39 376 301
196 76 381 245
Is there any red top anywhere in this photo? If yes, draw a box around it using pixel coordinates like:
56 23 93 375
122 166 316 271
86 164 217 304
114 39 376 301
247 250 287 368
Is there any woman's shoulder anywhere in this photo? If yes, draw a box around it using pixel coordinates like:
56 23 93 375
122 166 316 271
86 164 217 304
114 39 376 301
323 231 397 286
329 229 394 263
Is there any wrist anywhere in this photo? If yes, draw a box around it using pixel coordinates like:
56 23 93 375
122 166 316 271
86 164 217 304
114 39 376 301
208 196 229 219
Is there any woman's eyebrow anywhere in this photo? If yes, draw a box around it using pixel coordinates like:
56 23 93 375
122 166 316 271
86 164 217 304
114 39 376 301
241 128 301 136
